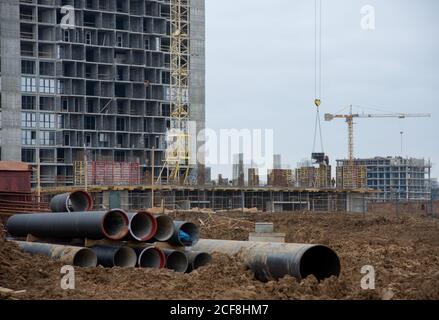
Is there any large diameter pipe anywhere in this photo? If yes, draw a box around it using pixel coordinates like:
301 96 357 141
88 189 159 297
168 221 200 247
50 191 93 212
135 246 166 269
6 210 129 240
13 241 97 267
184 251 212 273
91 245 137 268
191 239 341 282
152 215 175 242
163 249 188 273
125 211 157 242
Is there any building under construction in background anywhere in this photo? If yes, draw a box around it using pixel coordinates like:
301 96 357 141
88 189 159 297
296 153 332 189
325 107 431 192
0 0 205 186
336 163 367 190
337 157 432 201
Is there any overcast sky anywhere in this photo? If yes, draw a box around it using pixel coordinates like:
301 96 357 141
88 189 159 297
204 0 439 180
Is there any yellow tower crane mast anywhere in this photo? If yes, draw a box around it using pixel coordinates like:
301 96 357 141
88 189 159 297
324 105 431 165
158 0 191 184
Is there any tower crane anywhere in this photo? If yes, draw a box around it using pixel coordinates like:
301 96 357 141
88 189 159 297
324 105 431 165
157 0 191 184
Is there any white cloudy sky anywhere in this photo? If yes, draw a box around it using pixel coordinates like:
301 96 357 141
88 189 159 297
204 0 439 180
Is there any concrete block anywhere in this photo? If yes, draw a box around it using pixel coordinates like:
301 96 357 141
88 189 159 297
249 233 286 243
255 222 274 233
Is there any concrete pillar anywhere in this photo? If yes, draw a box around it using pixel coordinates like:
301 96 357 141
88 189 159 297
145 191 152 209
241 190 245 212
120 190 129 211
346 193 351 212
102 191 110 209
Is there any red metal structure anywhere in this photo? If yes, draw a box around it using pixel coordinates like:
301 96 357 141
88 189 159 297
0 161 49 219
0 161 32 193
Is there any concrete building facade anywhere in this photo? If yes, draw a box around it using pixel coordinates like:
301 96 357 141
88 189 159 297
337 157 432 201
0 0 205 186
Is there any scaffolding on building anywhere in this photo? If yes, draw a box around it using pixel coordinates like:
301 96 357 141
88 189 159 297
267 169 294 187
336 165 367 190
296 165 332 188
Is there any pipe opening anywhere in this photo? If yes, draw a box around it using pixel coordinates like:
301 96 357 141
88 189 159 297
154 215 175 242
114 247 137 267
73 248 98 268
165 251 188 273
68 191 92 212
299 245 341 281
102 210 129 240
130 212 157 241
178 222 199 246
138 247 163 268
192 252 212 270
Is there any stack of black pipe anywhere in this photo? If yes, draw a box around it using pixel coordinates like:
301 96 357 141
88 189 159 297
5 191 212 273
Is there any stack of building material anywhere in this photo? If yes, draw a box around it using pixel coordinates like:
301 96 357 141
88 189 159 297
5 191 211 273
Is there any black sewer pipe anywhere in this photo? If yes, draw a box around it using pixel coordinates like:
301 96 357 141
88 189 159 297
13 241 97 267
168 221 200 247
191 239 341 282
135 246 166 269
91 245 137 268
184 251 212 273
152 215 175 242
125 211 157 242
163 249 188 273
6 210 129 240
50 191 93 212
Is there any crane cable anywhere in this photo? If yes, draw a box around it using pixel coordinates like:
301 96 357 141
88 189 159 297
312 0 324 154
314 0 322 105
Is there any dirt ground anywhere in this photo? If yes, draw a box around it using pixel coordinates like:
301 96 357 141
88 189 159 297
1 210 439 300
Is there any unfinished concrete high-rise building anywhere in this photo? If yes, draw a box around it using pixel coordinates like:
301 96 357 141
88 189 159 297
337 157 432 201
0 0 205 186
